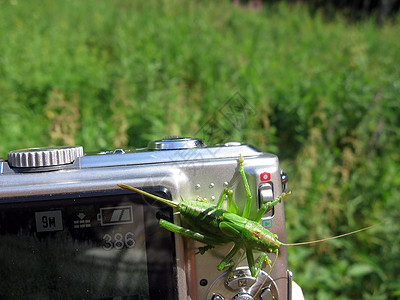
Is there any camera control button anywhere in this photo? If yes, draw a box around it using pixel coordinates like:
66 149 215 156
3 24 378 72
224 142 241 146
113 148 125 154
8 146 83 168
148 137 204 150
232 294 253 300
226 272 256 291
259 183 274 204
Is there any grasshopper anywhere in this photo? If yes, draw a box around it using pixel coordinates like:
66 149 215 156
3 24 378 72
118 156 376 280
118 155 286 278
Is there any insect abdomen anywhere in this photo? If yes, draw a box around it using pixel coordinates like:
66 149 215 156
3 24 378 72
244 221 281 251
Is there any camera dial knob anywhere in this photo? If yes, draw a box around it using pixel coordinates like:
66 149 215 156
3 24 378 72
148 136 204 150
8 146 83 168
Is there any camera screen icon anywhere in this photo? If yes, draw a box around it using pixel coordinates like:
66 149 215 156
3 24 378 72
35 210 64 232
97 206 133 226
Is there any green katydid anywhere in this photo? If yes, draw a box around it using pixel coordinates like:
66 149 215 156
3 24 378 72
118 156 376 280
118 155 286 278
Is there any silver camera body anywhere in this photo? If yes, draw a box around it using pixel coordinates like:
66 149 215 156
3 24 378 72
0 137 292 300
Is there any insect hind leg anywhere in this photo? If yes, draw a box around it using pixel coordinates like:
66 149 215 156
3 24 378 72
159 219 221 246
217 243 242 273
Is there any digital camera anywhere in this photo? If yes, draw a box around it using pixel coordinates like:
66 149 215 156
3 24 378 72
0 137 294 299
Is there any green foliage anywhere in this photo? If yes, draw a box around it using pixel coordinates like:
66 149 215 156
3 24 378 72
0 0 399 299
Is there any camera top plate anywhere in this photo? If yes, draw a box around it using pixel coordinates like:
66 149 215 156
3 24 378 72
0 137 279 201
1 137 272 173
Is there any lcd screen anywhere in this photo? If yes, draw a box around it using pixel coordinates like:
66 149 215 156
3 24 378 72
0 192 176 300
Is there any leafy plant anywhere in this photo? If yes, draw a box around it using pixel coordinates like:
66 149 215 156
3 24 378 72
0 0 399 298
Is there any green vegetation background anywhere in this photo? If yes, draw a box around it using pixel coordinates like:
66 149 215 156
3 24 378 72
1 0 399 299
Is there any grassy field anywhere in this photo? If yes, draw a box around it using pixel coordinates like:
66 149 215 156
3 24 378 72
1 0 399 299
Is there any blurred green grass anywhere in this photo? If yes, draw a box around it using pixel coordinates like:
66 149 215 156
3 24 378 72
1 0 399 299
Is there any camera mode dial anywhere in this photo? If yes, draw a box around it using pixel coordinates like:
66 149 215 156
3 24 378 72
207 267 278 300
8 146 83 168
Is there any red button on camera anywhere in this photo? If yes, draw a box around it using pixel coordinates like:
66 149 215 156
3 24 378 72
260 172 271 181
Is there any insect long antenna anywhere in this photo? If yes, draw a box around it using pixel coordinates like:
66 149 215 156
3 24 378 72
117 184 178 208
282 224 378 246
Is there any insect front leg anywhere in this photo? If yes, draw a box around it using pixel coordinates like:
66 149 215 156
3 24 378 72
246 249 279 277
253 194 283 222
245 249 273 278
252 251 274 278
254 192 291 222
215 187 238 214
252 249 280 299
